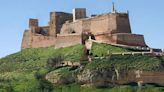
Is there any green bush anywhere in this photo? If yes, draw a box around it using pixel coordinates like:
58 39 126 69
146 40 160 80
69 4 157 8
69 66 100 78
0 83 13 92
47 55 64 70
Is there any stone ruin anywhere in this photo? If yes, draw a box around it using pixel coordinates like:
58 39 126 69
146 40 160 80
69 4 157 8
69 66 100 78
21 4 147 49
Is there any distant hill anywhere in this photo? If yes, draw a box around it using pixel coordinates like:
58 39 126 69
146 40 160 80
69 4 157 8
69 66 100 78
0 43 164 92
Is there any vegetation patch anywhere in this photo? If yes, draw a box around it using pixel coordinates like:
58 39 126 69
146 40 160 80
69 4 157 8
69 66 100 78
50 66 73 77
86 55 163 71
53 83 164 92
0 44 84 92
52 44 85 62
90 42 133 57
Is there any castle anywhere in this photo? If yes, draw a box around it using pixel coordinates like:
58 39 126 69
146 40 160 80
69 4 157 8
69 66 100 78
21 4 147 49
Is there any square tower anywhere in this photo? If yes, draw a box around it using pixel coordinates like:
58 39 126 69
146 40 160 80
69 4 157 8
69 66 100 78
29 18 38 28
73 8 86 22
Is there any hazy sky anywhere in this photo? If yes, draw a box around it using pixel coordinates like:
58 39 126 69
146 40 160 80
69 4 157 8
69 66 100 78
0 0 164 58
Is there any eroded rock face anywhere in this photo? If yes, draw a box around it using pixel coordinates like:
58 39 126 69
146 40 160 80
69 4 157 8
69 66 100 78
45 72 75 85
77 69 115 87
135 71 164 86
46 67 164 87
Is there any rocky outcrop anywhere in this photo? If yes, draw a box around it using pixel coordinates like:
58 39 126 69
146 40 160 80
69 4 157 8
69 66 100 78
45 71 75 85
77 69 164 87
46 67 164 87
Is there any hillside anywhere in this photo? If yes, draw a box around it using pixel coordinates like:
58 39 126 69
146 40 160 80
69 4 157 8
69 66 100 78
0 43 164 92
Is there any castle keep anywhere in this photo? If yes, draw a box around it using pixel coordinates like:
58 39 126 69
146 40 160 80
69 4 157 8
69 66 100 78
21 5 147 49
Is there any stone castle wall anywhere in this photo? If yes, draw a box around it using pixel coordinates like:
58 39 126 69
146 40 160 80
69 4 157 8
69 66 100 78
21 30 32 49
21 29 56 49
55 34 82 48
60 14 115 35
60 13 131 35
60 20 83 34
94 34 117 44
21 8 147 49
90 14 110 34
30 35 56 48
55 12 73 34
116 13 131 33
113 33 146 46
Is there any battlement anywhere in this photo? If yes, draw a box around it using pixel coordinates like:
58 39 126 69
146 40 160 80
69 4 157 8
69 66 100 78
21 4 147 49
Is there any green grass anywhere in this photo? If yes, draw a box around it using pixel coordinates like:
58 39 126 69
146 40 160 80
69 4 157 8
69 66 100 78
52 44 85 62
86 55 163 71
50 66 73 77
53 83 164 92
0 44 84 92
91 42 133 57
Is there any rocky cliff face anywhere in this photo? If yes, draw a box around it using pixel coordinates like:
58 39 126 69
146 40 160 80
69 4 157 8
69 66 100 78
46 66 164 87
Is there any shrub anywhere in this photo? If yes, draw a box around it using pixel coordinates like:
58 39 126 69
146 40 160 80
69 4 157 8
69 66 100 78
47 55 64 70
35 69 54 92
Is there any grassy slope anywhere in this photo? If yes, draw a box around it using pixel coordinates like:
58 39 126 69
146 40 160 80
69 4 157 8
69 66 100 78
91 42 135 57
89 42 164 71
0 44 84 92
86 55 164 71
0 43 164 92
54 83 164 92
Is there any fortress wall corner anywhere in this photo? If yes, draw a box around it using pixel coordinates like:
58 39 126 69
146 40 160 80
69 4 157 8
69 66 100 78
21 30 33 49
114 33 147 46
116 14 131 33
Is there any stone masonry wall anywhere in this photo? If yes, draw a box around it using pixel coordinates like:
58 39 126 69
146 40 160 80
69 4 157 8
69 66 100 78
94 34 116 44
29 18 38 28
114 33 146 46
21 29 56 49
60 20 83 34
82 19 91 32
21 30 32 49
61 13 131 35
73 8 86 22
116 13 131 33
90 14 110 34
95 34 117 44
51 12 73 34
31 35 56 48
55 34 81 48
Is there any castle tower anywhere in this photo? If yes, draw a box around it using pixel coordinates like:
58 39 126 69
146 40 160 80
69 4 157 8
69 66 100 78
49 12 57 37
29 18 38 29
73 8 86 22
49 12 73 36
28 18 39 34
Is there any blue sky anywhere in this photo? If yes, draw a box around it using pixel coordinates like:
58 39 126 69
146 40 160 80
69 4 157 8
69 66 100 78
0 0 164 58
